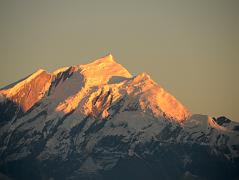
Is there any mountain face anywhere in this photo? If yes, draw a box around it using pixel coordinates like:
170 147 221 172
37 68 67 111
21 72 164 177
0 54 238 180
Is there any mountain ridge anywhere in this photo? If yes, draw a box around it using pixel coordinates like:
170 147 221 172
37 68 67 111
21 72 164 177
0 54 190 122
0 54 238 180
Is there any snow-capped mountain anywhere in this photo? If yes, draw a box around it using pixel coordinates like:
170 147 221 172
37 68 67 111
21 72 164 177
0 54 238 180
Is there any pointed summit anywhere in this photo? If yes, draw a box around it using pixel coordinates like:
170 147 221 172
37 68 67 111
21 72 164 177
77 54 132 87
104 53 114 61
91 53 116 65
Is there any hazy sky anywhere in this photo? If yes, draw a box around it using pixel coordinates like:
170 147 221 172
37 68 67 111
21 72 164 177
0 0 238 121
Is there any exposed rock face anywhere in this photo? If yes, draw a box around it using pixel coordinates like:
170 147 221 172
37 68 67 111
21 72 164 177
0 54 238 180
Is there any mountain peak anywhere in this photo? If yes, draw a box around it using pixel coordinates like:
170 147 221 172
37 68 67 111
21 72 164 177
77 54 132 87
89 53 116 65
0 54 189 122
104 53 114 61
0 69 49 95
0 69 52 111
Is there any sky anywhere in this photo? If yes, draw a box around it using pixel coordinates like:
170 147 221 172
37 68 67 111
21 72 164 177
0 0 238 121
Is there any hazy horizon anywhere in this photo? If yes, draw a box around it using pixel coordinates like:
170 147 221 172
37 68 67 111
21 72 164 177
0 0 239 121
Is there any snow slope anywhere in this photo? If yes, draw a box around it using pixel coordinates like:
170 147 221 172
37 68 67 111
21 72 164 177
0 54 238 180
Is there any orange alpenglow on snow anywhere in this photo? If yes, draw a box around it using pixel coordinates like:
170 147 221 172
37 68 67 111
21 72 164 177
0 69 52 111
0 54 191 122
77 53 132 86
